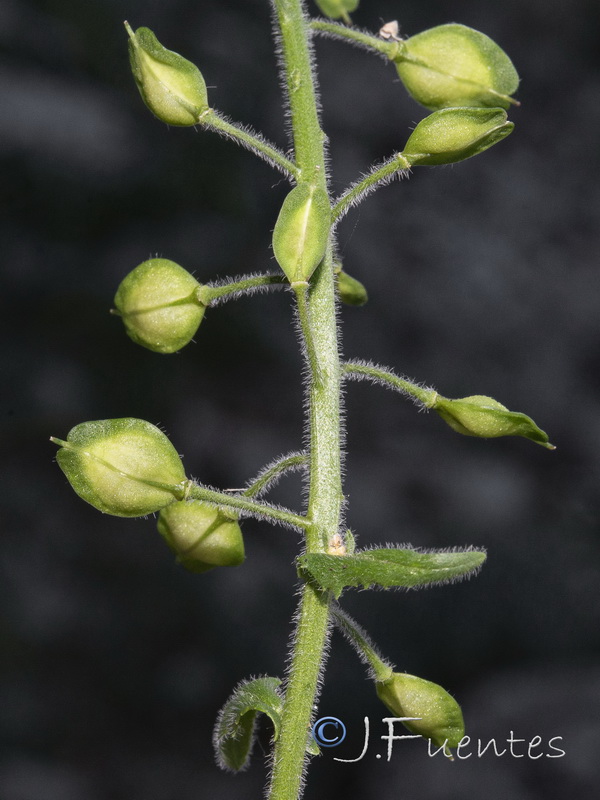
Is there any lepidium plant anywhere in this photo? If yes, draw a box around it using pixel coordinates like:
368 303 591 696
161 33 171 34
51 2 553 798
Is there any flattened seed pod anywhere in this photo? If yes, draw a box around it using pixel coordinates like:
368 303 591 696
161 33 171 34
401 107 513 166
51 418 186 517
395 24 519 110
158 500 245 573
272 184 331 283
114 258 206 354
376 672 464 756
433 394 554 448
126 22 208 125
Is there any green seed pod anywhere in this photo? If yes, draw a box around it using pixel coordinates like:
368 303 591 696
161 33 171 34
433 394 555 448
402 107 513 166
313 0 358 21
394 24 519 110
336 269 368 306
158 500 245 573
113 258 206 354
376 672 464 755
272 184 331 283
51 418 187 517
126 22 208 126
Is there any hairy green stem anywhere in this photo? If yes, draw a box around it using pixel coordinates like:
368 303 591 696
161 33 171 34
332 154 410 222
310 18 403 60
200 109 300 180
343 360 437 407
243 452 308 498
201 273 288 304
275 4 328 186
268 1 343 799
186 482 309 530
293 282 323 387
331 603 393 682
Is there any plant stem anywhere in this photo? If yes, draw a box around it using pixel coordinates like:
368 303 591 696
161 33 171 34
243 452 308 498
293 282 323 386
332 154 410 223
310 19 403 60
331 603 394 683
274 2 327 186
186 482 309 530
200 109 300 180
201 273 288 305
343 360 437 407
268 2 343 799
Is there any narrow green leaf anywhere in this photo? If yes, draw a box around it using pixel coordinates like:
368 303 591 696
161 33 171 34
213 676 283 772
298 547 486 597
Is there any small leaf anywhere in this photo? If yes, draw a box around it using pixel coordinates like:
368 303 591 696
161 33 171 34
395 23 519 110
272 184 331 283
298 547 486 597
433 394 555 449
213 676 283 772
402 107 513 166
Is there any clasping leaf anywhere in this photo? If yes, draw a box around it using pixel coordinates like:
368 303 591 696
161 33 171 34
298 547 486 597
213 676 283 772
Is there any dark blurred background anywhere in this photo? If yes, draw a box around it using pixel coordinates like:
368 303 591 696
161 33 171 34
2 0 600 798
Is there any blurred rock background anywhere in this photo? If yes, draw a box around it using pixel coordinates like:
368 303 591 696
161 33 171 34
1 0 599 797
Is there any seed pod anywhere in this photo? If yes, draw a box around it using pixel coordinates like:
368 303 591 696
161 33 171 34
51 418 186 517
313 0 359 21
376 672 464 755
158 500 245 573
433 394 554 448
394 24 519 110
272 184 331 283
114 258 205 354
126 22 208 126
402 107 513 166
336 270 368 306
